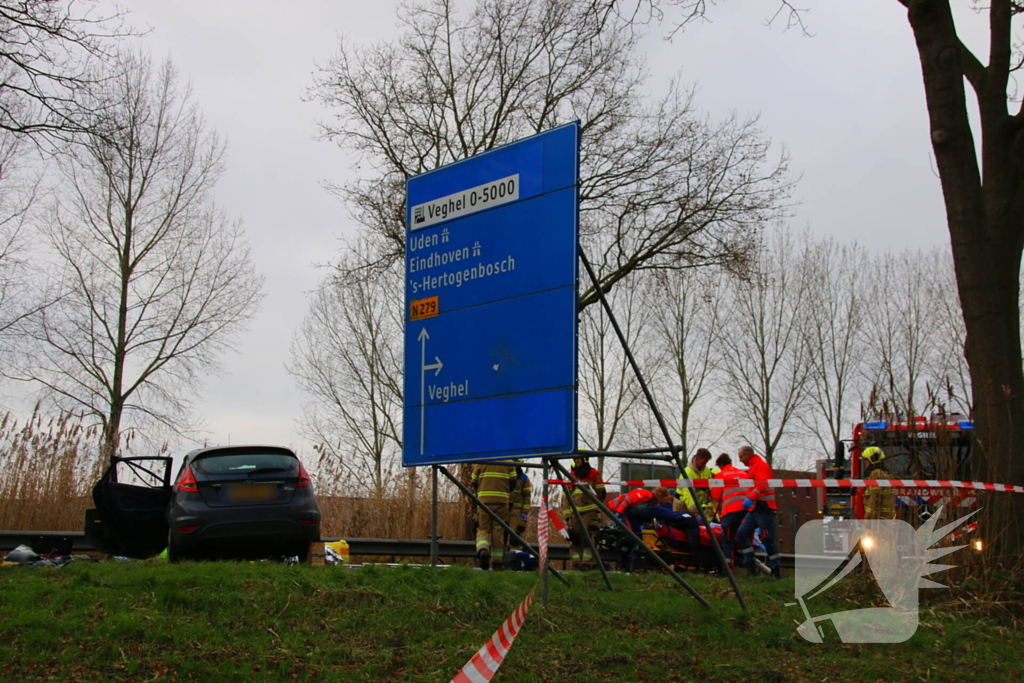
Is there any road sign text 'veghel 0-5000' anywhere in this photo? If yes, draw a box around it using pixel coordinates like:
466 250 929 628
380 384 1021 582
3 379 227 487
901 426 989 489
403 123 580 466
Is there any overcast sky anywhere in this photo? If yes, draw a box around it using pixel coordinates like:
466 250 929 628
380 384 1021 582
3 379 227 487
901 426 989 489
115 0 986 458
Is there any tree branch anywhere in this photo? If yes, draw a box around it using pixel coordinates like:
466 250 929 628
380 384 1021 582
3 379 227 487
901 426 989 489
958 38 987 96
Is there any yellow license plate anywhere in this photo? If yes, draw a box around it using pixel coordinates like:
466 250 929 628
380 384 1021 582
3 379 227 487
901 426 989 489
227 483 276 502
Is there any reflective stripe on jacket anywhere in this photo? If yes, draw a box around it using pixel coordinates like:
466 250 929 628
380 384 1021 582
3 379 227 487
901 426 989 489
562 468 606 515
744 454 777 510
471 464 515 504
711 465 750 516
677 465 717 511
510 474 532 517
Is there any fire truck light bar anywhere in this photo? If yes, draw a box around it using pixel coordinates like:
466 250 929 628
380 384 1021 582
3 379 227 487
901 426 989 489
864 421 887 430
958 420 974 429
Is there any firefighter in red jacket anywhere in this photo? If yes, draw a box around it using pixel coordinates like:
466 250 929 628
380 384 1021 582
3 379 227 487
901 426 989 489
710 453 749 568
735 445 782 578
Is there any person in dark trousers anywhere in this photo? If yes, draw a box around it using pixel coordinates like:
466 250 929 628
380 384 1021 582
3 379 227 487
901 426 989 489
735 445 782 578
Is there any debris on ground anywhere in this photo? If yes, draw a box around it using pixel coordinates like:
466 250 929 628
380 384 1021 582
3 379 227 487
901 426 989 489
2 543 82 567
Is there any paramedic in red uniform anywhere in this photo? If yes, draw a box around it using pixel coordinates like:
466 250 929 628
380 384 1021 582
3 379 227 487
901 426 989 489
710 453 749 568
735 445 782 578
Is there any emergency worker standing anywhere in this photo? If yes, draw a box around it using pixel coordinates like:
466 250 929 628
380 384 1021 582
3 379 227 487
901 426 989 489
562 457 606 570
471 462 515 570
508 464 532 549
676 448 718 516
861 447 896 520
710 453 748 568
735 445 782 578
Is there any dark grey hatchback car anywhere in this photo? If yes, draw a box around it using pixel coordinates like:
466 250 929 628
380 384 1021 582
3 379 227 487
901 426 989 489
84 445 320 562
167 445 320 562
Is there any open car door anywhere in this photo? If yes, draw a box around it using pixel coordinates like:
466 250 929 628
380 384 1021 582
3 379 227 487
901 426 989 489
84 456 173 559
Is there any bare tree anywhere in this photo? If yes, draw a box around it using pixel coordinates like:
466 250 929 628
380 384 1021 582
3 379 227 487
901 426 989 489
0 0 131 142
863 250 941 421
577 274 649 463
718 225 809 466
0 128 42 353
921 247 971 417
8 53 264 459
658 0 1024 553
309 0 793 301
643 265 731 457
798 237 871 453
288 244 405 497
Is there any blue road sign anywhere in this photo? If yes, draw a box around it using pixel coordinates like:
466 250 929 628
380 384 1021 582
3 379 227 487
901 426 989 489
403 123 579 465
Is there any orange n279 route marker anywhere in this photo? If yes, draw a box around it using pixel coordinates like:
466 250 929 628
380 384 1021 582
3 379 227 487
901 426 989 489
409 296 439 321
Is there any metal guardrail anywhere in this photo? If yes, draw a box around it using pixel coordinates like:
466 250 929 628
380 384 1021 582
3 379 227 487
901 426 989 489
0 530 95 554
0 529 819 568
331 537 581 561
0 530 576 561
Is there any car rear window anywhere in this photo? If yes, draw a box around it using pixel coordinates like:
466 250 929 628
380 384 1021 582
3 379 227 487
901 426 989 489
192 452 298 475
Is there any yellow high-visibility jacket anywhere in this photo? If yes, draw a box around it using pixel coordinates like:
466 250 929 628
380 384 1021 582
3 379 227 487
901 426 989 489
677 465 718 513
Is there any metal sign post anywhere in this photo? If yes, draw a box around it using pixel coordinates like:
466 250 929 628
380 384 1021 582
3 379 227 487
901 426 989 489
430 465 439 566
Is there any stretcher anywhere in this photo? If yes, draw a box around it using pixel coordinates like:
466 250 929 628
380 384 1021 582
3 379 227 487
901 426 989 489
640 524 722 572
593 522 721 572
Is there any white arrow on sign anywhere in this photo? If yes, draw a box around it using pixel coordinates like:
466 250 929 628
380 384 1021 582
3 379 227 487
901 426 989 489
418 328 443 454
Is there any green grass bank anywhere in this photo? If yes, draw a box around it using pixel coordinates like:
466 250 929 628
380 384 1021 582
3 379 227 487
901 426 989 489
0 561 1018 682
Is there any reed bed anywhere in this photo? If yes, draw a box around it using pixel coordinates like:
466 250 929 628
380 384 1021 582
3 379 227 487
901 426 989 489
0 409 104 531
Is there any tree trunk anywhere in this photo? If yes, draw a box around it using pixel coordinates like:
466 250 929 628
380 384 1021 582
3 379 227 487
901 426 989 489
907 0 1024 556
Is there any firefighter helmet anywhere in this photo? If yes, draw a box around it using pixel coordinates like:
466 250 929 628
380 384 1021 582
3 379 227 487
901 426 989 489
861 446 886 465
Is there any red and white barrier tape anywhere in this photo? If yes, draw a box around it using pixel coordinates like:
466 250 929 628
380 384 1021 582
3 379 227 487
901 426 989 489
547 477 1024 493
951 521 979 540
537 498 549 574
450 587 536 683
547 504 568 539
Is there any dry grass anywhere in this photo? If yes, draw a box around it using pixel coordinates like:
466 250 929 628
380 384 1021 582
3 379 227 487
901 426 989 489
936 498 1024 625
312 463 545 558
0 408 105 531
315 464 477 543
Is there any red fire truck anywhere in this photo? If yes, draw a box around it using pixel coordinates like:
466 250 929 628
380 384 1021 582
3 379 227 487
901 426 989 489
821 416 977 524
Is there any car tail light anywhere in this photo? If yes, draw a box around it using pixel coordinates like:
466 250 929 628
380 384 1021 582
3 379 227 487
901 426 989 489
177 525 198 533
177 465 199 492
301 519 317 526
297 463 311 488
